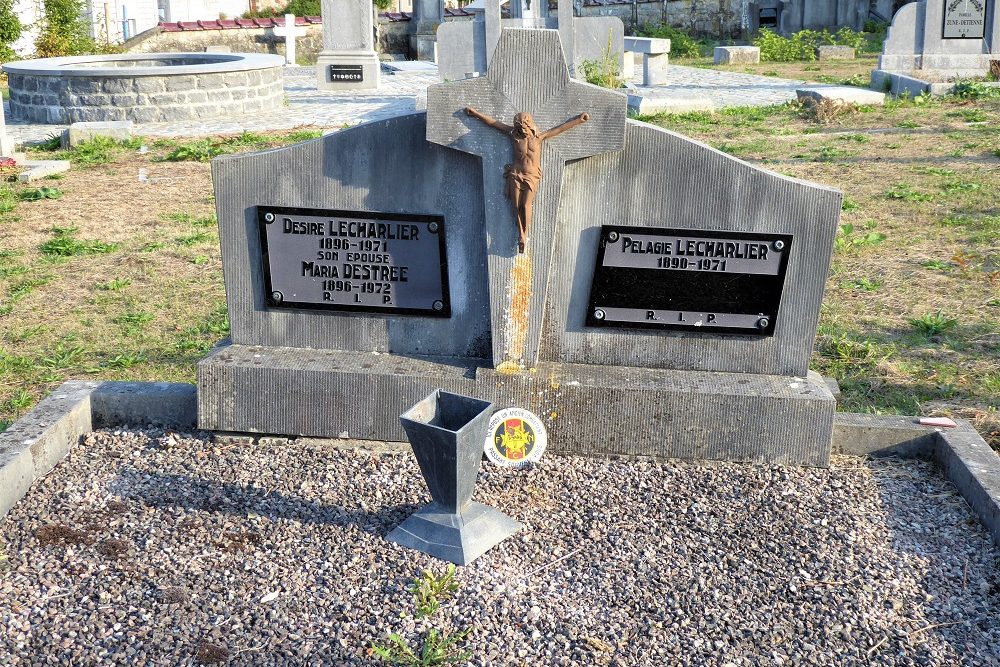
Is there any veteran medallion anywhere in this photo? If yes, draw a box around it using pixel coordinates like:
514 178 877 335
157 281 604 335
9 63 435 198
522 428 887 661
484 408 547 468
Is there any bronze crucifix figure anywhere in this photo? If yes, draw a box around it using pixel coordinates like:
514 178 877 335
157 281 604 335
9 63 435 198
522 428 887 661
464 108 590 253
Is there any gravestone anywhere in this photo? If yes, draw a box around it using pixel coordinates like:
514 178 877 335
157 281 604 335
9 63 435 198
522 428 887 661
315 0 380 90
274 14 308 66
411 0 443 62
200 28 841 467
437 0 623 81
875 0 1000 83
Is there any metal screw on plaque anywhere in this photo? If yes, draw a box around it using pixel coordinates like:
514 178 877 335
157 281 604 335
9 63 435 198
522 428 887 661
594 309 606 320
271 291 283 304
608 231 619 242
432 300 444 311
386 390 523 565
264 212 275 223
772 240 785 251
757 317 770 329
428 221 440 234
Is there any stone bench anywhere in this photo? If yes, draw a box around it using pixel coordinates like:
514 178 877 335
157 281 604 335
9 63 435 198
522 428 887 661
624 36 671 86
714 45 760 65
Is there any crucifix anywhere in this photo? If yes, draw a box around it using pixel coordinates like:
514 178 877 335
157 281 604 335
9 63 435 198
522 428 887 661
426 28 626 370
463 107 590 253
273 13 307 66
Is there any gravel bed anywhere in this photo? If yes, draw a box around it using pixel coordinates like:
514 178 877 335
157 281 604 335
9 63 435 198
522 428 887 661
1 428 999 666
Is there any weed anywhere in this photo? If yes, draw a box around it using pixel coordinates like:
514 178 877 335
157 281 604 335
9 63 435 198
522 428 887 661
105 351 146 369
915 166 955 176
18 186 62 201
839 134 871 143
410 566 460 618
800 97 856 123
910 311 958 337
5 388 33 412
141 241 166 252
175 231 213 246
840 277 883 291
161 139 225 162
0 186 17 214
921 259 952 271
897 119 920 129
283 129 324 143
36 134 62 151
947 108 989 122
841 197 860 212
580 32 623 89
97 278 131 291
942 179 981 194
815 145 850 162
834 223 886 252
39 227 118 257
636 23 704 58
70 136 139 167
951 80 1000 100
886 182 933 202
192 255 210 265
372 629 471 667
116 310 154 327
39 343 85 369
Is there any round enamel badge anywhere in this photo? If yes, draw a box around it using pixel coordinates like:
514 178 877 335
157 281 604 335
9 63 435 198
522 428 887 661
484 408 547 468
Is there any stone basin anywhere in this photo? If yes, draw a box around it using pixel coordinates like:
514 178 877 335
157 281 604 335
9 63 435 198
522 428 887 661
2 53 285 124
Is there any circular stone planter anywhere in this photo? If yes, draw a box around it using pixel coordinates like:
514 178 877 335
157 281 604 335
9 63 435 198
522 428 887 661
2 53 285 124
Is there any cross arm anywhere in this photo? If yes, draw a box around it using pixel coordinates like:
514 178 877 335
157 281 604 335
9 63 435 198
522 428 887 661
465 106 513 133
540 112 590 140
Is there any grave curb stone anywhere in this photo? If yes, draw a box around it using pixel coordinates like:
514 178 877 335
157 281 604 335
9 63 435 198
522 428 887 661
2 380 1000 550
63 120 134 148
796 86 886 106
816 45 855 61
713 46 760 65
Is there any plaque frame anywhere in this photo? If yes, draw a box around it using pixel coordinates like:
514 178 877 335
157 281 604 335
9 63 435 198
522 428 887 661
329 64 364 82
257 205 451 317
585 225 793 336
941 0 989 39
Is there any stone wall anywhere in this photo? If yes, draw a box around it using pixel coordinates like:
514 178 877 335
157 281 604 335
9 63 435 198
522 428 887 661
7 67 284 124
127 25 327 63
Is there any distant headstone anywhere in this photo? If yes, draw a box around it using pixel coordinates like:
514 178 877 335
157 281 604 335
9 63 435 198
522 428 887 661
714 45 760 65
273 14 308 66
817 45 855 60
436 0 623 81
316 0 380 89
876 0 1000 84
200 28 842 467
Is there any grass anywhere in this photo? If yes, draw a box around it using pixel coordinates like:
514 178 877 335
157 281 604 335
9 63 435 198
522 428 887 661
372 629 471 667
39 227 119 257
641 84 1000 447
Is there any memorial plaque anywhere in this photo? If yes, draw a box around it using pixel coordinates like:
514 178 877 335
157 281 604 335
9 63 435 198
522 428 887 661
586 225 792 336
942 0 988 39
329 64 364 82
259 206 450 316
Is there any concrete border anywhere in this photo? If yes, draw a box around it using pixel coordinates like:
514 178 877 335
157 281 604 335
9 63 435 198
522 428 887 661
1 380 999 549
2 53 285 77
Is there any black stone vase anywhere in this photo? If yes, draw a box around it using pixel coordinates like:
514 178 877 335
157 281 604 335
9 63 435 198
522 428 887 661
386 389 522 565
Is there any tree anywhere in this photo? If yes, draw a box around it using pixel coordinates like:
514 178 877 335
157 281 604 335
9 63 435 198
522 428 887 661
34 0 97 57
0 0 22 62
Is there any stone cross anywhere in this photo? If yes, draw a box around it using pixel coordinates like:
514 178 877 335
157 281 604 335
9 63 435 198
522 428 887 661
427 29 625 370
273 14 307 66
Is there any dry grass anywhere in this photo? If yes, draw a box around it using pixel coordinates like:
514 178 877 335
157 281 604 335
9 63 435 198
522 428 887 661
641 92 1000 447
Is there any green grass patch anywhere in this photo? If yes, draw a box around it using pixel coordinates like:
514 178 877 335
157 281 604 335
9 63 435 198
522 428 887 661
39 227 119 257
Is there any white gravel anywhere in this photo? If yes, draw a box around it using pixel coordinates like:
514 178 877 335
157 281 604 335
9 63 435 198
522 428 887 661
1 428 998 666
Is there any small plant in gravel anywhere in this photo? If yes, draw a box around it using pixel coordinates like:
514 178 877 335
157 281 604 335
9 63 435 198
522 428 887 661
0 186 18 214
410 565 460 617
372 629 471 667
910 311 958 337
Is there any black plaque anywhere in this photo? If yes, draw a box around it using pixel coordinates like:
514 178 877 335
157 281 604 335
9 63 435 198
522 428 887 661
585 225 792 336
942 0 988 39
329 64 363 82
259 206 450 316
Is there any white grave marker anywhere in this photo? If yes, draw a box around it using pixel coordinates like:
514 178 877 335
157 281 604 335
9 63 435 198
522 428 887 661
273 14 307 66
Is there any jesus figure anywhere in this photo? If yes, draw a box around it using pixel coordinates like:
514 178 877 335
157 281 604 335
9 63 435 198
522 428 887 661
464 107 590 253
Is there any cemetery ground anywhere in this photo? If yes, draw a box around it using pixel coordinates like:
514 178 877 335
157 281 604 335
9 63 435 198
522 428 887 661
0 57 999 663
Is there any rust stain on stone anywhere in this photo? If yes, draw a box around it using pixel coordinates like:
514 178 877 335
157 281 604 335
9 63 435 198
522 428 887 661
505 253 532 366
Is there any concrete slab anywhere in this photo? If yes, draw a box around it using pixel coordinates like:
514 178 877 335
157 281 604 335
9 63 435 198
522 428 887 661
628 93 715 115
64 120 134 148
18 159 71 182
797 86 887 106
383 61 439 73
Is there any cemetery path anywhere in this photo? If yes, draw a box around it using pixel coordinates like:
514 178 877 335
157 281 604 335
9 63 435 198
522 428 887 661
3 64 807 144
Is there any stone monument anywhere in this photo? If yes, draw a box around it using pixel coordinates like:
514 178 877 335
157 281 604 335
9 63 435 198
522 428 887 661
316 0 380 90
873 0 1000 93
436 0 623 81
411 0 444 62
200 28 841 467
